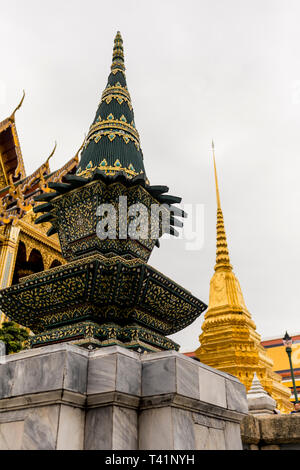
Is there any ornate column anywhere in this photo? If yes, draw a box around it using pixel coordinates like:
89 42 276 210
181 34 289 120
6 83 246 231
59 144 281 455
0 224 20 323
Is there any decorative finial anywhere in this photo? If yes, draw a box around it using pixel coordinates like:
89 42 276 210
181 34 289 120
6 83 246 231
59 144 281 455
212 142 232 272
111 31 125 72
75 134 86 161
9 90 25 121
45 141 57 165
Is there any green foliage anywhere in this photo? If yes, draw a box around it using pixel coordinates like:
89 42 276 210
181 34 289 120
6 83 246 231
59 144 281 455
0 321 29 354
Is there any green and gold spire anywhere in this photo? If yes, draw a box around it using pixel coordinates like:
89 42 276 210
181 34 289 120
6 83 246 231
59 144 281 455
77 32 147 181
16 32 205 354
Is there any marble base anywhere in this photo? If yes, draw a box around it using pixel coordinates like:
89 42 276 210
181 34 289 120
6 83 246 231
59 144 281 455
0 344 248 450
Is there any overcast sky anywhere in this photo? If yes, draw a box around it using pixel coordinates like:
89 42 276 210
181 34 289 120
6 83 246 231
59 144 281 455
1 0 299 351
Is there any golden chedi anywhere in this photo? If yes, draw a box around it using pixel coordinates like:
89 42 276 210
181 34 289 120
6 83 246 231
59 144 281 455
195 142 292 414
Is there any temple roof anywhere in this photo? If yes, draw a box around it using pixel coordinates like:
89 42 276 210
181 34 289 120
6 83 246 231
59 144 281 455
0 92 26 189
77 32 147 182
0 96 79 226
0 151 78 225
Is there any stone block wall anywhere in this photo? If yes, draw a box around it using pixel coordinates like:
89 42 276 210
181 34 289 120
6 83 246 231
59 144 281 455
241 413 300 450
0 344 248 450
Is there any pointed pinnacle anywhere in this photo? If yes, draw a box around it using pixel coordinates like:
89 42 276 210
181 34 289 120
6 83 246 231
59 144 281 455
111 31 125 71
212 140 221 209
212 143 232 272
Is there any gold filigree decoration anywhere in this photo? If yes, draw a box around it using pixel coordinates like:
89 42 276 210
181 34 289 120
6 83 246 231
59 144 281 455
101 84 131 102
77 162 142 179
87 117 140 143
111 68 126 76
84 129 140 151
102 94 133 110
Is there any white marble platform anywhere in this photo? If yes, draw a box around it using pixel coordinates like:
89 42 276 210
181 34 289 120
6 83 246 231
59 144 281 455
0 343 248 450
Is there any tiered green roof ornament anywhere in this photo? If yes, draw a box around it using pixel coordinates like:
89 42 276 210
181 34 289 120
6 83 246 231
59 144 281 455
77 32 147 182
0 33 207 351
